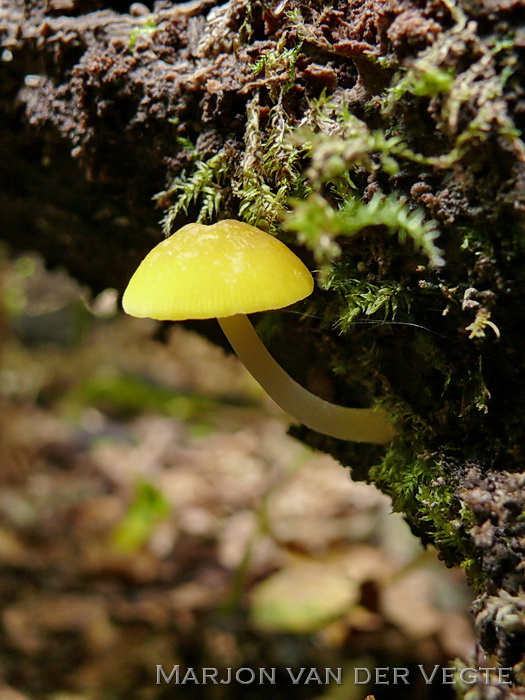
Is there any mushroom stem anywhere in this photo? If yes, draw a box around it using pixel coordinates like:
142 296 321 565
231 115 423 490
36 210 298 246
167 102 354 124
218 314 392 444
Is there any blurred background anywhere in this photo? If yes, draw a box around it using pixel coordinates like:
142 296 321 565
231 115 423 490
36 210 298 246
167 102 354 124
0 247 475 700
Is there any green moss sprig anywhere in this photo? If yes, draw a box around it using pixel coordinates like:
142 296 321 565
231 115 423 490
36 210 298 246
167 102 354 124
234 94 310 230
285 191 443 268
157 151 229 235
325 277 411 331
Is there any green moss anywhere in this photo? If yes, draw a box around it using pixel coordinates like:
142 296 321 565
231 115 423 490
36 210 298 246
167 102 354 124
370 445 483 588
235 94 309 230
382 5 522 169
128 15 157 51
158 151 230 232
285 190 443 268
294 99 440 179
250 35 303 97
327 277 410 331
320 261 413 337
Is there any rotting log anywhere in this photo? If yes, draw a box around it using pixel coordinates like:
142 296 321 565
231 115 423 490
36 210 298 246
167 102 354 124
1 1 525 696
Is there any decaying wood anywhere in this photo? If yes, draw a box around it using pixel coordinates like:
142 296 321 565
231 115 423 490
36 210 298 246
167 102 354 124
2 1 525 696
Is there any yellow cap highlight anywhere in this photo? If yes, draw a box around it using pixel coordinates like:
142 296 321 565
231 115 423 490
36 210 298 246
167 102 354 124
123 220 314 320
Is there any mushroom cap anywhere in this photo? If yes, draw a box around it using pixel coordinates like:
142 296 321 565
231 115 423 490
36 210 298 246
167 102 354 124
122 220 314 320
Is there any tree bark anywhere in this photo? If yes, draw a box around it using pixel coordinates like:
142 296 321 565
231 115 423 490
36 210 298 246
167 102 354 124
2 0 525 695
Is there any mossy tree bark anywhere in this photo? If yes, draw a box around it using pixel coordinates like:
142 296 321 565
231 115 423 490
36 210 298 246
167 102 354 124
1 0 525 695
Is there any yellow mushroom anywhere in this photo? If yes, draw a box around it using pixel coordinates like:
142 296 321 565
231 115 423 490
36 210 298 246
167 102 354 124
122 220 392 444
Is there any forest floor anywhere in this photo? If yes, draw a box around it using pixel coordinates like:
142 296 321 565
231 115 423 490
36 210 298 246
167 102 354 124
0 249 474 700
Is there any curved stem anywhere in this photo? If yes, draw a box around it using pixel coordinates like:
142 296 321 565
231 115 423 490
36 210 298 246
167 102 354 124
218 314 392 444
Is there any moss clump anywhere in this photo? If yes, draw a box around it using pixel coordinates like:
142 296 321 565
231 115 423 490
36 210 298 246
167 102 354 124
285 189 443 268
370 445 482 587
158 151 230 233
